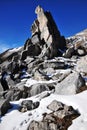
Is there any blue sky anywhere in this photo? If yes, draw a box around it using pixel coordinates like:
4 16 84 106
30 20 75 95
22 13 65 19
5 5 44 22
0 0 87 53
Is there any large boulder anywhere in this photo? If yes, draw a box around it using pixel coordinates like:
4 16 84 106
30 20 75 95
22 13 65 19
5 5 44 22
4 82 51 101
76 55 87 74
27 83 50 97
13 5 67 61
30 5 66 59
55 72 85 95
47 100 80 119
4 87 25 101
28 100 79 130
19 100 39 112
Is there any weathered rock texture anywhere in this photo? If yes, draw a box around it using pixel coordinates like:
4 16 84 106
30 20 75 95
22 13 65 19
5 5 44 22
55 72 85 95
65 29 87 58
23 5 66 59
28 100 80 130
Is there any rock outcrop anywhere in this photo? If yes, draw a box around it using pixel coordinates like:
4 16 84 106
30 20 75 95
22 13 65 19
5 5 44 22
55 72 85 95
22 5 66 59
28 100 80 130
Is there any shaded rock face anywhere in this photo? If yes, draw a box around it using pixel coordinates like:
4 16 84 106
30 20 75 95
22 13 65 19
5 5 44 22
23 5 66 59
28 100 80 130
4 88 25 101
0 99 12 116
4 83 51 101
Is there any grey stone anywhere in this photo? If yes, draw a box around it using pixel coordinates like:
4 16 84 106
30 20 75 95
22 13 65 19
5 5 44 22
28 100 79 130
63 46 75 58
55 72 85 95
31 34 40 44
5 88 24 101
27 44 41 56
0 82 3 92
31 5 66 59
76 55 87 73
28 83 50 97
76 47 86 56
47 100 64 112
28 120 57 130
19 100 39 112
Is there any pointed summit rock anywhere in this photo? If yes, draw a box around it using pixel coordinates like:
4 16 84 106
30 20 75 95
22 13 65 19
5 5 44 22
23 5 66 59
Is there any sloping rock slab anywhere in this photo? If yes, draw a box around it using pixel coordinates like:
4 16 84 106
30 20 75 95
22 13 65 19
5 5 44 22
55 72 85 95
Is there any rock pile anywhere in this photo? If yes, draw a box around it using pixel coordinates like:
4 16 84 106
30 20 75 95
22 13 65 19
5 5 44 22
22 5 66 60
0 5 87 130
28 100 80 130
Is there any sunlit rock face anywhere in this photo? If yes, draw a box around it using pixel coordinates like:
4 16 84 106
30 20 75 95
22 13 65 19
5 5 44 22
30 5 66 59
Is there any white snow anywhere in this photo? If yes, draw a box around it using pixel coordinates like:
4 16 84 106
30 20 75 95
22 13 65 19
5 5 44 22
0 78 87 130
1 46 23 61
9 47 22 53
25 78 58 87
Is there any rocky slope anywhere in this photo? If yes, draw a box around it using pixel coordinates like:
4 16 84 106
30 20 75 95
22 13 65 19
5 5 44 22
65 29 87 57
0 5 87 130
